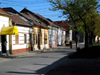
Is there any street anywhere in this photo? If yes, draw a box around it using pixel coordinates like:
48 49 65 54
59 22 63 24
0 44 80 75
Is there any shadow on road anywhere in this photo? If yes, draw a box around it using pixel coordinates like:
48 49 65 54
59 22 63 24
6 56 68 75
6 47 77 75
7 71 35 74
45 59 100 75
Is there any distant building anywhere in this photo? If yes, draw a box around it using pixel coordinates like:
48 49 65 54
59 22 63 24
53 20 70 45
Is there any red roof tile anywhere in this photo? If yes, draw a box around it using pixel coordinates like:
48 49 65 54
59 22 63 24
0 8 9 15
54 21 70 31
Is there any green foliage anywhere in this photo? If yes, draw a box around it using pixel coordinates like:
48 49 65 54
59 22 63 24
68 43 100 59
47 0 99 33
89 43 100 47
94 13 100 36
47 0 100 47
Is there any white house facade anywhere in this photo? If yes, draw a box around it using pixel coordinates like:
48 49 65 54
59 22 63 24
57 28 63 46
11 26 32 54
0 8 10 56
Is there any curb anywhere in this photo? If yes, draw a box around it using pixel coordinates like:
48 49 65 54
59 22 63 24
1 46 68 59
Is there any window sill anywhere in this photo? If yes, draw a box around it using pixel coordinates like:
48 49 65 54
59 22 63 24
13 43 28 45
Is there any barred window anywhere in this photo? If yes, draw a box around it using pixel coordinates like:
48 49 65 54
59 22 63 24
44 32 47 44
15 35 19 44
24 34 27 43
33 34 36 44
36 34 38 44
40 33 42 44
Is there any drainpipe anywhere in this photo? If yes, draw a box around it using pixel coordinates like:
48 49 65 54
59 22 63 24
31 30 33 51
51 26 53 48
38 27 41 49
29 28 33 51
0 36 2 56
62 28 63 46
57 27 58 47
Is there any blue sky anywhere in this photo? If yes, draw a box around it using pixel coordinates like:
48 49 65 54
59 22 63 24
0 0 66 21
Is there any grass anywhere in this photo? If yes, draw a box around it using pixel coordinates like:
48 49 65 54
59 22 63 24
68 43 100 59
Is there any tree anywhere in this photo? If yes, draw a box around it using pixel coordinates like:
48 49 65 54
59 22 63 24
85 11 100 45
47 0 99 48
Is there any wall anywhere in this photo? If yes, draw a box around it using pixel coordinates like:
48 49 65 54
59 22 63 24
57 28 63 46
41 29 49 49
72 31 84 43
49 26 57 48
0 15 9 55
32 27 38 50
95 36 100 43
63 31 66 46
69 30 72 41
12 26 32 54
33 27 49 50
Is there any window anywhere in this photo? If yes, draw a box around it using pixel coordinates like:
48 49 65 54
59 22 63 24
24 34 27 43
33 34 36 44
36 34 38 44
44 32 47 44
0 35 1 43
40 33 42 44
33 33 38 44
15 35 19 44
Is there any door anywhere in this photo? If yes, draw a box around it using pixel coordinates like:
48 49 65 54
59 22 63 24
1 35 6 53
29 33 33 51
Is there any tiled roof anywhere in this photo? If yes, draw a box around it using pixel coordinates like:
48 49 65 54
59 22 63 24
0 8 9 15
3 7 19 14
34 22 49 29
35 14 59 27
20 8 49 29
53 21 70 31
20 12 34 22
10 14 30 26
20 12 49 29
20 8 58 28
2 7 32 26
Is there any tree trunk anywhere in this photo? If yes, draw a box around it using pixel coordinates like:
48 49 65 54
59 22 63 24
38 27 41 49
75 31 78 49
92 35 95 43
89 32 92 45
90 32 95 45
85 31 89 48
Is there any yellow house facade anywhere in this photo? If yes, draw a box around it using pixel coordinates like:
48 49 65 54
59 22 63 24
20 8 49 51
33 26 49 50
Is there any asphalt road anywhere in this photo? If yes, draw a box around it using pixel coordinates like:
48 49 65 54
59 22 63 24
0 43 84 75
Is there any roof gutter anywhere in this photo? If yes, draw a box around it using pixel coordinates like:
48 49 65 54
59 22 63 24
15 22 32 27
0 12 10 16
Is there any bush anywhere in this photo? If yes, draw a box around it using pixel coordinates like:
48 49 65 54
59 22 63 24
68 43 100 59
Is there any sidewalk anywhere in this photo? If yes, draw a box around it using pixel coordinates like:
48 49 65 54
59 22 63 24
0 43 84 59
0 46 67 59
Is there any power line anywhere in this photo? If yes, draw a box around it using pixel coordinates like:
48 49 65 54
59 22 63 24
0 0 66 21
0 0 50 7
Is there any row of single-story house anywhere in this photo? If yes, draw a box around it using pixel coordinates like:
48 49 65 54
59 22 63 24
0 7 71 56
